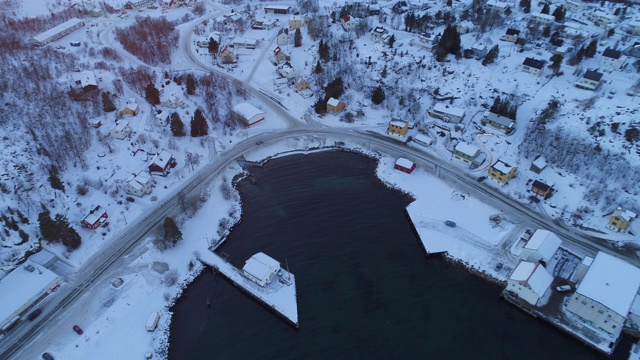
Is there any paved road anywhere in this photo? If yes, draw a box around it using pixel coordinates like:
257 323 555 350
2 8 636 359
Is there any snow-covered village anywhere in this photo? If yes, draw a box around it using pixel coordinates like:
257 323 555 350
0 0 639 358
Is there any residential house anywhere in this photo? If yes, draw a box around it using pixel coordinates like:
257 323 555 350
220 46 236 64
625 21 640 36
588 11 618 27
520 229 562 264
564 0 584 12
371 26 390 43
232 102 266 127
272 77 288 89
327 97 346 114
72 71 98 89
546 37 564 52
531 179 554 199
368 4 381 16
81 205 108 230
272 46 290 63
575 70 603 90
264 5 291 14
482 111 515 134
554 45 573 57
529 155 547 174
277 62 298 80
294 78 311 92
456 21 476 34
471 43 488 59
501 28 520 43
125 170 153 197
252 18 278 30
566 252 640 337
289 15 304 30
148 149 177 177
340 14 356 31
489 160 517 184
125 0 149 9
276 28 288 46
231 38 258 49
412 133 433 147
429 103 465 123
506 261 553 306
624 42 640 59
223 13 242 26
160 93 184 109
155 110 169 126
607 207 637 232
486 1 509 14
529 13 555 26
110 120 132 140
409 35 438 51
386 118 409 137
452 142 483 168
522 57 545 76
601 48 623 70
119 98 140 116
394 158 416 174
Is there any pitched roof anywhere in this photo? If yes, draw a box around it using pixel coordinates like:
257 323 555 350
327 97 341 107
341 14 351 23
532 179 551 192
506 28 520 35
583 70 603 81
602 47 622 59
509 261 553 297
524 229 562 260
454 142 480 157
523 57 545 69
491 160 513 174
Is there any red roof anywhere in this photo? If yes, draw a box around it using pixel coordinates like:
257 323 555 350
341 14 351 23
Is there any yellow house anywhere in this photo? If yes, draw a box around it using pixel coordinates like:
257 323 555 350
386 118 409 136
289 15 304 30
607 208 637 232
326 97 346 114
119 98 140 117
220 46 236 64
294 78 310 92
489 160 517 184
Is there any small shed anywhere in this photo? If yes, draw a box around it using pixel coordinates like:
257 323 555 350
529 155 547 174
232 103 265 127
394 158 416 174
242 252 281 287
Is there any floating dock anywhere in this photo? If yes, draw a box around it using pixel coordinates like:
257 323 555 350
200 252 299 328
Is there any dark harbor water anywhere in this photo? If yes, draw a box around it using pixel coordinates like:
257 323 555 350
169 151 628 360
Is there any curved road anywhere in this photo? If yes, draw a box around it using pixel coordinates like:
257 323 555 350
2 8 636 360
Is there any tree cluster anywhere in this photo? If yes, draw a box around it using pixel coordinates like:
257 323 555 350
170 112 186 137
490 96 517 120
434 25 461 61
318 39 330 62
38 209 82 250
482 45 500 66
115 16 179 65
162 217 182 247
190 109 209 137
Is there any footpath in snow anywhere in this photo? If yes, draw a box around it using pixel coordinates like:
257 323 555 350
199 251 299 328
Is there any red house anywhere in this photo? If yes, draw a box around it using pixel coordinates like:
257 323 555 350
81 205 108 230
148 149 177 177
394 158 416 174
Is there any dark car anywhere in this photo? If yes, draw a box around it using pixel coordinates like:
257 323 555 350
529 195 540 203
476 176 486 183
27 308 42 321
42 353 54 360
73 325 83 335
445 220 457 227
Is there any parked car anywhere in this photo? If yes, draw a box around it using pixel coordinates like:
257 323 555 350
42 353 54 360
73 325 83 335
27 308 42 321
529 195 540 203
476 176 486 182
556 285 572 292
445 220 457 227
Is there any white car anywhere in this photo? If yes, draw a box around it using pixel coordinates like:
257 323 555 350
556 285 572 292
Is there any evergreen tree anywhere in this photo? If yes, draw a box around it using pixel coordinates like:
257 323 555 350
208 37 219 56
482 45 500 66
313 98 327 115
48 165 65 192
404 12 417 32
388 34 396 48
371 85 385 105
101 92 116 112
38 209 57 243
163 217 182 246
585 39 597 58
145 83 160 105
55 214 81 250
542 26 551 37
190 108 209 137
294 28 302 47
324 77 344 101
552 6 565 22
490 96 502 114
541 3 550 14
436 24 461 61
186 74 197 96
170 112 186 137
314 60 323 74
549 53 563 75
319 39 330 62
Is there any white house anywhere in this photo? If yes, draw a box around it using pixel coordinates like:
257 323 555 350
486 1 509 13
506 261 553 306
242 252 280 287
231 38 258 49
125 171 153 197
564 0 584 12
232 102 265 127
72 70 98 89
566 252 640 337
155 111 169 126
110 120 132 140
522 57 545 76
276 28 288 46
429 103 465 123
529 13 555 26
575 70 603 90
520 229 562 264
29 18 84 46
589 11 618 27
371 26 390 43
626 21 640 36
161 93 184 109
340 14 356 31
601 48 623 70
277 62 298 80
452 142 482 168
501 28 520 43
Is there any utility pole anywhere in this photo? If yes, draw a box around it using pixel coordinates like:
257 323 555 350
121 211 127 225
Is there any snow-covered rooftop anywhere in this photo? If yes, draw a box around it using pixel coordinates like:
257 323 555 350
433 103 465 117
510 261 553 297
491 160 513 174
31 18 83 43
576 252 640 317
454 142 480 157
150 149 173 169
395 157 414 169
327 97 340 107
242 252 280 283
83 205 106 224
233 102 264 119
0 262 60 325
524 229 562 260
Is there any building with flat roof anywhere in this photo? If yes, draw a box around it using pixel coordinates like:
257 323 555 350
0 262 62 334
29 18 84 46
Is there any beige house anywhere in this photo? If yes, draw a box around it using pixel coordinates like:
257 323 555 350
607 208 637 232
522 57 545 76
506 261 553 306
289 15 304 30
567 252 640 337
386 118 409 137
220 46 236 64
294 78 310 92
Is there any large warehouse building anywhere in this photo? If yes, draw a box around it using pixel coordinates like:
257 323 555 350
29 18 85 46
